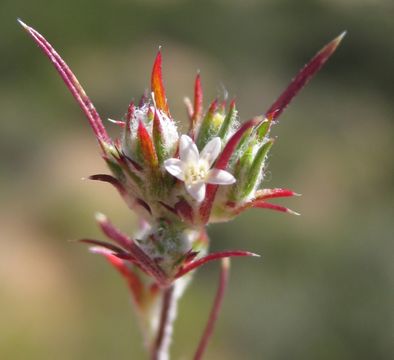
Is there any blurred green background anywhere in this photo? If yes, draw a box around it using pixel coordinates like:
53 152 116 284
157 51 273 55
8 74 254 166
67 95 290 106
1 0 393 359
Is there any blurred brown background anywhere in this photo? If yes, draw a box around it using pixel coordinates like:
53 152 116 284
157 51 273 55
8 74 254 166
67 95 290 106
1 0 393 359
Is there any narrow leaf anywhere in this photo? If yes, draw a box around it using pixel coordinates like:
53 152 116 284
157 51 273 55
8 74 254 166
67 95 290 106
18 20 110 146
138 120 158 168
192 73 203 126
196 99 218 150
174 198 194 224
88 174 126 196
135 198 152 215
175 250 259 278
151 50 170 116
108 119 126 128
254 188 300 200
79 238 128 256
127 101 135 121
241 139 274 198
217 99 237 140
255 118 272 141
252 201 300 215
95 212 133 250
96 215 168 285
91 248 144 306
234 200 300 216
184 97 193 119
200 118 261 223
153 111 165 163
158 201 178 215
265 32 346 122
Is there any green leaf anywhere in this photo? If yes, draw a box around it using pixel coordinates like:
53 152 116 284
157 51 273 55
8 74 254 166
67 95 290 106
196 99 218 150
241 139 274 198
218 100 237 140
153 112 166 164
256 118 271 141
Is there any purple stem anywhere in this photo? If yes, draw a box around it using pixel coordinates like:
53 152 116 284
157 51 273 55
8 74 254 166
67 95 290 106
194 258 230 360
151 286 175 360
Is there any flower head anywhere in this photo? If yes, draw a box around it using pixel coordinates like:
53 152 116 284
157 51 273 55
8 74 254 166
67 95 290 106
164 135 235 202
20 20 345 359
20 17 345 329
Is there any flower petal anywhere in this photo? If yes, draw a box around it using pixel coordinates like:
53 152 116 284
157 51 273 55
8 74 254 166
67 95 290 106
164 158 184 180
179 134 199 163
207 169 236 185
186 182 206 202
200 137 221 167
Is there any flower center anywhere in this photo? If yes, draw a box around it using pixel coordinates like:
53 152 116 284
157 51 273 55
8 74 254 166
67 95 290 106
184 162 208 184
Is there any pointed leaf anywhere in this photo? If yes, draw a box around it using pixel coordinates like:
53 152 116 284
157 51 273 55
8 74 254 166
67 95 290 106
153 111 166 163
88 174 126 195
138 120 158 168
184 97 193 119
192 73 203 127
138 91 148 107
135 198 152 215
91 248 144 306
174 198 194 223
217 99 237 140
122 102 135 158
79 238 128 256
256 118 272 141
200 117 261 223
96 215 167 285
175 250 259 278
158 201 178 215
95 212 133 250
234 200 300 216
151 50 170 116
254 188 300 200
107 119 126 128
127 101 135 121
241 139 274 198
265 32 346 122
18 20 110 146
252 201 300 215
196 99 218 150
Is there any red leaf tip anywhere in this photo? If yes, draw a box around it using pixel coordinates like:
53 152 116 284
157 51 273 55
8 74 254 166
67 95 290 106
265 32 346 123
318 31 347 58
151 49 170 116
19 20 111 146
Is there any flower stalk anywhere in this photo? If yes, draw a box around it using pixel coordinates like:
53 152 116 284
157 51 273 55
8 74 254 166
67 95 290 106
151 285 175 360
194 258 230 360
20 19 344 359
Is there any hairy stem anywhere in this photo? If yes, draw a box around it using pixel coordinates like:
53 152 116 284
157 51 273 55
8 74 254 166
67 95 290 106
151 285 176 360
194 258 230 360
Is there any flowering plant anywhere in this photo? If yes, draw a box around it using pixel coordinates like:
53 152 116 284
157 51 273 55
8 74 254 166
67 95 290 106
20 19 344 360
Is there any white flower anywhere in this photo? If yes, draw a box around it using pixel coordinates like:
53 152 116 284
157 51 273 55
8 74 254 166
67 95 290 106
164 135 236 202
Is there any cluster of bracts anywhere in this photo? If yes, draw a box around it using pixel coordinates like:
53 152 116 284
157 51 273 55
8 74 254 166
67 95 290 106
20 20 344 342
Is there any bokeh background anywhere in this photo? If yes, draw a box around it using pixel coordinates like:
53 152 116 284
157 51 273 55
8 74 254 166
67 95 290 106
1 0 393 359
